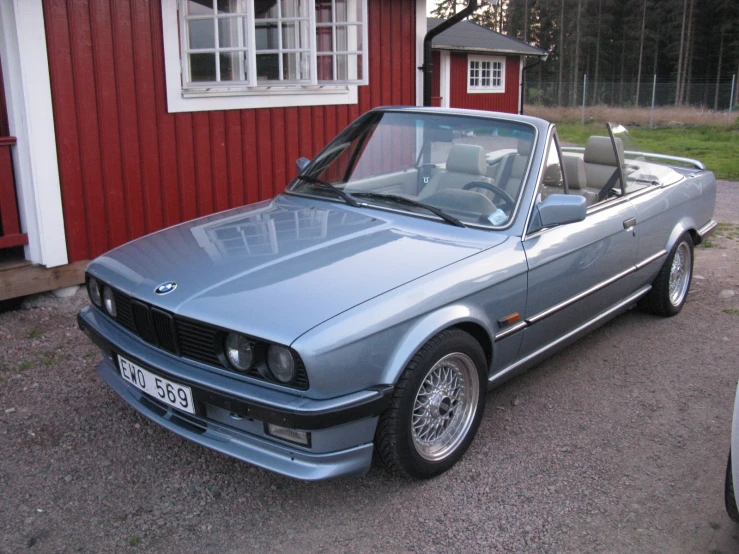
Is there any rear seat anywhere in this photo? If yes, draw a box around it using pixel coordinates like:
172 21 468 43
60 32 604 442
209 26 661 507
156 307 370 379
562 155 598 205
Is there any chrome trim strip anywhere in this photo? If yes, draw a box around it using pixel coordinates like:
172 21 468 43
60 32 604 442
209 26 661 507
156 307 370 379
525 249 665 324
586 197 629 216
489 285 652 384
635 249 667 269
697 219 718 239
526 265 636 324
493 320 528 342
561 146 705 170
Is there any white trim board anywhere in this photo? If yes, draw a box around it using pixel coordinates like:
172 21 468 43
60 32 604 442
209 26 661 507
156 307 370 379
415 0 426 107
161 0 360 113
0 0 67 267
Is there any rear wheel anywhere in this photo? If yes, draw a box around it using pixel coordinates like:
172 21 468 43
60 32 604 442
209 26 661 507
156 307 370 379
375 329 487 479
642 233 693 316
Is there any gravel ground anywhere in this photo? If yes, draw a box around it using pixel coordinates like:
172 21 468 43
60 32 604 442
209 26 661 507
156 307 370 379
1 181 738 554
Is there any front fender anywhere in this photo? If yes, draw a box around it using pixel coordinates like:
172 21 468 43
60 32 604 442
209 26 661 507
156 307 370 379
378 305 495 386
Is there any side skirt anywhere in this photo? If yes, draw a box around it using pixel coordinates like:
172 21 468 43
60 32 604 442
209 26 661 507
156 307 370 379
487 284 652 389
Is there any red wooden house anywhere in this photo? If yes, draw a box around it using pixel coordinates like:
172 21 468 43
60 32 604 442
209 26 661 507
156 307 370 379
0 2 543 300
428 17 547 113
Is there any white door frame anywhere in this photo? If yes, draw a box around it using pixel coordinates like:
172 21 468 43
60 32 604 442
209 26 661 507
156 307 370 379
439 50 451 108
0 0 67 267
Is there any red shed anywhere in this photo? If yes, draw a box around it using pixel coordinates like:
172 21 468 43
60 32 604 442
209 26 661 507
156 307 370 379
428 17 547 114
0 0 427 299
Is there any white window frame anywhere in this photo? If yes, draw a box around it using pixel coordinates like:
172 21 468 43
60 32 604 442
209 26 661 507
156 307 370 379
162 0 368 113
467 55 505 94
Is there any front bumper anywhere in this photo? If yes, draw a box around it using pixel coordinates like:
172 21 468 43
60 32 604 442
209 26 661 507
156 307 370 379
77 307 393 480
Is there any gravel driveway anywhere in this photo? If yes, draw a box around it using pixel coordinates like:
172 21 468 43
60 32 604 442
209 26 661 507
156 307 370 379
1 181 738 554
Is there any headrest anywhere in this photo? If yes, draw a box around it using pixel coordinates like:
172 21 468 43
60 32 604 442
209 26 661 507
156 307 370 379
446 144 487 176
562 155 587 190
517 139 533 157
583 136 624 166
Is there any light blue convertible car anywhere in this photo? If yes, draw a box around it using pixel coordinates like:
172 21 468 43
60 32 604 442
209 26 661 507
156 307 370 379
78 107 717 480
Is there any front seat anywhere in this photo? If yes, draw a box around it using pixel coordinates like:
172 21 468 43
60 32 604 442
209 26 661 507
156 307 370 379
419 144 493 199
582 136 624 197
491 139 533 198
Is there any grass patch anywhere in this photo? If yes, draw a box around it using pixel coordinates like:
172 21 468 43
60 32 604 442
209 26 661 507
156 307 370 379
17 360 31 372
128 536 140 547
40 355 56 367
26 328 41 339
724 309 739 316
699 240 715 248
555 124 739 181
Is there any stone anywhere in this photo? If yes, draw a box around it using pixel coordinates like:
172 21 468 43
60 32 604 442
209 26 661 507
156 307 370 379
4 408 16 414
719 290 736 299
52 286 80 299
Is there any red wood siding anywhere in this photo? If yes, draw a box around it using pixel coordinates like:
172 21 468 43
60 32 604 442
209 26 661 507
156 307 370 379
449 53 520 114
42 0 418 263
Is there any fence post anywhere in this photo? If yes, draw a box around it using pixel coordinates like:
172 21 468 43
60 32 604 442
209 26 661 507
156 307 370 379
581 74 587 125
650 74 657 129
730 74 736 125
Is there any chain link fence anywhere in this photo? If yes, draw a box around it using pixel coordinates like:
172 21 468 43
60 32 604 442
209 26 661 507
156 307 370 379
524 77 738 126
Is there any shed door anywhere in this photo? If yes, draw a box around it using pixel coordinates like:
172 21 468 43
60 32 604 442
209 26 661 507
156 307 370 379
0 55 27 251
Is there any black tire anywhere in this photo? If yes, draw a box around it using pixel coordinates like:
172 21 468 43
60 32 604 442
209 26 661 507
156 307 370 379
375 329 487 479
642 233 694 317
726 452 739 523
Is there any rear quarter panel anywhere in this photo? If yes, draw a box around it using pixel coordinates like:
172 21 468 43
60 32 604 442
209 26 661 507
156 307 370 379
630 170 716 282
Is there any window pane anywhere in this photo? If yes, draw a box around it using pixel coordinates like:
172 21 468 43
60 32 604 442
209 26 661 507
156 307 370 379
336 25 347 52
282 22 304 49
256 22 279 49
187 0 213 16
189 53 216 81
282 52 310 80
188 19 215 49
334 53 361 81
335 0 347 21
317 54 333 80
216 0 239 14
255 0 279 18
257 54 280 81
315 0 332 23
220 52 247 81
218 17 244 48
281 0 307 17
316 27 332 52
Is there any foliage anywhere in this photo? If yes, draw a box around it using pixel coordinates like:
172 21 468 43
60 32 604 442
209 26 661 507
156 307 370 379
428 0 739 109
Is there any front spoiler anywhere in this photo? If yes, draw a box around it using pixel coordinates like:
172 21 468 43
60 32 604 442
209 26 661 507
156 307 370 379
77 307 393 480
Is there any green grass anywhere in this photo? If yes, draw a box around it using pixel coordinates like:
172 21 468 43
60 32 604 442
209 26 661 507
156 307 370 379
556 124 739 181
724 309 739 316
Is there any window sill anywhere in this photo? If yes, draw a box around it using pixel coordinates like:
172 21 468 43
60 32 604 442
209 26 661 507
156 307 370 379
467 88 506 95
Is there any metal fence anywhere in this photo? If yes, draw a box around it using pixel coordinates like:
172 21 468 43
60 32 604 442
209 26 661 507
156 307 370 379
524 76 738 126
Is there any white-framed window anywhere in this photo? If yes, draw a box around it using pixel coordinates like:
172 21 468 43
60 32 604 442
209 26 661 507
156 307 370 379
162 0 368 112
467 55 505 94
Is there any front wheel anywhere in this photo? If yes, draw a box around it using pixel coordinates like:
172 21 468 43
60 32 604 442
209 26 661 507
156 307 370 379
642 233 694 317
375 329 487 479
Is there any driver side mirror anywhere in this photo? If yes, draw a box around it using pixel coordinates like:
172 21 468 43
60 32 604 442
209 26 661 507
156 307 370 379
296 157 310 173
528 194 587 235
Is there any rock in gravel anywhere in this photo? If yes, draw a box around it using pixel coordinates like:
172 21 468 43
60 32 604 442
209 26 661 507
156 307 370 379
719 289 736 299
4 408 16 414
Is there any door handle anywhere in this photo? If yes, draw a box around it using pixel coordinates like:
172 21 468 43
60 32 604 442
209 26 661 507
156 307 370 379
623 217 637 229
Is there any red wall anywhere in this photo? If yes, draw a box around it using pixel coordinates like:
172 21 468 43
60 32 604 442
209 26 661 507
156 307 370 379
449 53 520 114
42 0 418 263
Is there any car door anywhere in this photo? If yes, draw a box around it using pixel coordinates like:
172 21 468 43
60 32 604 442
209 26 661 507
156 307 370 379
518 132 639 359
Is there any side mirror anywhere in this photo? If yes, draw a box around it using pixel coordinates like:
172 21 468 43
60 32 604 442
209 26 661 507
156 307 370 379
528 194 587 234
296 157 310 173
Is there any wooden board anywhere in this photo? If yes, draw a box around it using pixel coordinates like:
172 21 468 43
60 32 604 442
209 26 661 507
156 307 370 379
0 260 88 301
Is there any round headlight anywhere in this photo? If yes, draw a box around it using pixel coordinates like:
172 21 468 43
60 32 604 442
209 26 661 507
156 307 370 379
225 333 254 371
88 277 102 307
267 344 295 384
102 286 116 318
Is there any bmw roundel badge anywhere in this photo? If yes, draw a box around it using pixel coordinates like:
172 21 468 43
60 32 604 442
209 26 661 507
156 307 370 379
155 282 177 295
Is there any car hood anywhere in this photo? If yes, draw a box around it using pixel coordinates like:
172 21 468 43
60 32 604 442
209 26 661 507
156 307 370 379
88 195 506 345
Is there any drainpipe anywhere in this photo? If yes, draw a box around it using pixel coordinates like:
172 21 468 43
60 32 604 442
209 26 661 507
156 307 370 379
519 53 548 115
422 0 480 107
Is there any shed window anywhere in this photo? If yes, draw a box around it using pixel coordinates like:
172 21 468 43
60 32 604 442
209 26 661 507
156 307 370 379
180 0 367 88
467 55 505 93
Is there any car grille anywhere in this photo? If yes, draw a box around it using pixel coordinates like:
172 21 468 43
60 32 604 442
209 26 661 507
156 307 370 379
106 288 308 390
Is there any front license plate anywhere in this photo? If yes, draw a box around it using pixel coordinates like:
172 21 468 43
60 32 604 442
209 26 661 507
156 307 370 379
118 355 195 415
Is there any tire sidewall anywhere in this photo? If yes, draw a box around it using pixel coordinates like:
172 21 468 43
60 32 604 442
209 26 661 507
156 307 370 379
665 233 694 315
395 331 487 479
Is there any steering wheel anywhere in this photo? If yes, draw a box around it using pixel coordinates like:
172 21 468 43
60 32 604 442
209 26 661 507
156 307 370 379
462 181 515 211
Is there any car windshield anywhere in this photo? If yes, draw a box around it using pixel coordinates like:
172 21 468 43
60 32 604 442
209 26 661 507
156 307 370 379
287 111 537 228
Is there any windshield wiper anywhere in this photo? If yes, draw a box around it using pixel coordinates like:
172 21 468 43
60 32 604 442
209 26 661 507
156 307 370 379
294 175 359 207
352 192 465 228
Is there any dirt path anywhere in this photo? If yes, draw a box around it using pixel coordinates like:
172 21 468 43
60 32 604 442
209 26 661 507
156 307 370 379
1 182 738 553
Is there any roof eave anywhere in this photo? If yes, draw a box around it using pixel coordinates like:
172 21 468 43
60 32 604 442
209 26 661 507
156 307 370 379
431 45 548 58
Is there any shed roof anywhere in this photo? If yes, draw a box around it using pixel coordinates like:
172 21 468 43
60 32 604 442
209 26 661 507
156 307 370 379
428 17 548 58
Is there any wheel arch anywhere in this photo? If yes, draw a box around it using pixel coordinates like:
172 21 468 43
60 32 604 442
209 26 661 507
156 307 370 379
665 217 698 252
379 304 495 387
